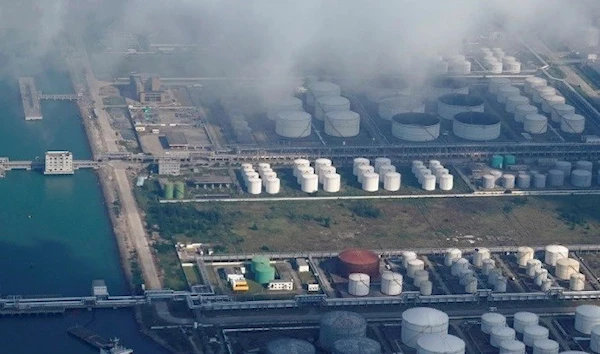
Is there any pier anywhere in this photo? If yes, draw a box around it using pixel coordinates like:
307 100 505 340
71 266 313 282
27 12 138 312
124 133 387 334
0 157 99 174
38 93 79 101
18 77 42 120
68 326 115 349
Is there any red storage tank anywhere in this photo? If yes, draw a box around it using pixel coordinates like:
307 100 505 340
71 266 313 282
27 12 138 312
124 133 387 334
338 249 380 278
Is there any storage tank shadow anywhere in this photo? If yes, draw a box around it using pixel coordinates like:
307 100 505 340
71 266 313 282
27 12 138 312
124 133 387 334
391 113 440 142
453 111 501 141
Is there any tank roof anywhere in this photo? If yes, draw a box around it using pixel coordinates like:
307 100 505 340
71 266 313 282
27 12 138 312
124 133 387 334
417 334 465 352
392 113 440 126
327 110 359 120
332 337 381 353
431 77 468 89
402 307 448 326
266 338 315 354
439 93 484 106
277 111 311 121
454 112 500 125
576 304 600 317
339 249 379 265
321 311 367 328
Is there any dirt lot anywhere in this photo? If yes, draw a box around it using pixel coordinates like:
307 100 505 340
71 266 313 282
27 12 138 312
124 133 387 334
189 195 600 253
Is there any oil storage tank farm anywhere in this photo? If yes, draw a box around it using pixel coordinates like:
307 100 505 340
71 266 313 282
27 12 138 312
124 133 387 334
276 111 312 138
325 110 361 137
306 81 341 107
392 113 440 142
453 112 501 141
402 307 450 348
315 95 350 120
416 334 465 354
437 93 485 120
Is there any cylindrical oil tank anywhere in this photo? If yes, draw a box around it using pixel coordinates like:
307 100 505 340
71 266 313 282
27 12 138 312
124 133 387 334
296 166 314 184
333 338 382 354
353 158 370 176
570 273 586 291
381 271 403 295
422 175 436 191
532 86 556 104
591 324 600 353
453 112 501 141
499 340 526 354
515 104 538 123
174 182 185 199
489 77 512 94
438 94 485 120
407 259 425 278
541 94 566 114
325 110 360 138
379 97 424 120
481 313 507 334
551 104 576 123
276 111 312 138
402 251 417 268
439 174 453 191
247 177 262 195
506 95 529 113
451 258 469 276
384 172 401 191
416 334 465 354
434 168 449 180
555 258 580 280
362 172 379 192
526 259 542 277
392 113 440 142
318 166 337 184
163 182 174 199
575 160 593 172
504 61 522 74
535 269 549 286
525 77 548 95
268 97 304 120
575 305 600 334
261 172 277 186
293 159 311 177
348 273 370 296
323 173 341 193
251 255 270 273
517 174 531 189
374 157 392 173
482 174 496 189
357 165 375 183
541 279 553 291
366 78 409 103
265 177 281 194
314 158 332 175
547 169 565 187
571 169 593 187
559 352 590 354
459 270 474 285
555 161 573 177
266 338 316 354
487 59 503 74
448 59 471 74
532 339 559 354
338 249 380 278
503 174 516 189
534 173 547 188
523 325 549 347
514 312 539 333
497 86 521 104
420 280 433 295
307 82 341 107
482 259 496 275
401 307 449 348
429 77 469 99
561 113 585 134
319 311 367 350
445 248 462 267
490 169 503 181
495 276 507 292
491 326 516 347
413 269 429 287
254 263 275 284
472 248 491 267
379 165 396 181
523 114 548 134
412 160 425 173
315 95 350 120
244 171 259 183
464 277 478 293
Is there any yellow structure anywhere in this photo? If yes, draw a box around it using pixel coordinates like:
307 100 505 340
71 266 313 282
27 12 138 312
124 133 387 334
230 279 249 292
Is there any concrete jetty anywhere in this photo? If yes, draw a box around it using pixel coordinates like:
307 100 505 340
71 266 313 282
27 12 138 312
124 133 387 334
18 77 42 120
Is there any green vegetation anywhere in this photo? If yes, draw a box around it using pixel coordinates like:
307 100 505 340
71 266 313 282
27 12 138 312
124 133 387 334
349 201 382 218
154 241 188 290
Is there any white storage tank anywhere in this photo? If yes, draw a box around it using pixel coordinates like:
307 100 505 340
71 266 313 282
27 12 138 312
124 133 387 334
506 95 529 113
362 172 379 192
544 245 569 266
381 271 403 295
307 82 341 107
366 78 409 103
293 159 311 177
533 173 547 188
413 269 429 287
357 165 375 183
535 269 549 286
314 158 332 176
517 174 531 189
384 172 401 191
481 313 507 334
503 174 516 189
514 312 539 333
472 248 491 267
402 251 417 268
392 113 441 142
379 97 424 120
435 168 449 180
517 246 535 267
439 174 453 191
453 112 501 141
265 177 281 194
438 94 485 120
323 173 341 193
491 326 516 347
296 166 314 184
407 259 425 278
348 273 370 296
541 94 566 114
532 339 559 354
379 165 396 181
428 77 469 99
551 104 576 123
374 158 392 173
401 307 449 348
482 174 496 189
261 172 277 185
515 104 538 123
570 273 586 291
575 305 600 334
547 169 565 187
247 177 262 195
571 169 593 187
532 86 557 104
422 175 436 191
555 258 580 280
591 324 600 353
353 158 370 176
575 160 593 172
420 280 433 295
489 77 512 94
555 161 573 177
499 340 526 354
504 61 522 74
412 160 425 173
561 113 585 134
523 325 549 347
495 276 508 292
301 174 319 193
497 86 521 104
268 97 304 120
416 334 465 354
487 59 503 74
525 77 548 95
325 110 360 138
318 166 336 184
526 259 543 277
315 95 350 121
482 259 496 275
444 248 462 267
451 258 469 276
523 114 548 134
276 111 312 138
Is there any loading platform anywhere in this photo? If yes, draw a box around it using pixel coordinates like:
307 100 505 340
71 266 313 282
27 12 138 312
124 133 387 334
18 77 42 120
67 325 115 349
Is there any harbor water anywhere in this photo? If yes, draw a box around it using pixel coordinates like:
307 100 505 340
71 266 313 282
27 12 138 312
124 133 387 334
0 74 168 352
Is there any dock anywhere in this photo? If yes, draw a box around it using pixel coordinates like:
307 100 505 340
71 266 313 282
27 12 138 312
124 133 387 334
67 325 115 350
18 77 42 120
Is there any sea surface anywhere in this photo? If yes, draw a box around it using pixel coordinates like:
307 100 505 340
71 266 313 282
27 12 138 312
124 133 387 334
0 73 168 353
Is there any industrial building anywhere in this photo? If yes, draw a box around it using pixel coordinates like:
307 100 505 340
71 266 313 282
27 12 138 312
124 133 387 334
129 74 168 104
44 151 74 175
157 160 181 175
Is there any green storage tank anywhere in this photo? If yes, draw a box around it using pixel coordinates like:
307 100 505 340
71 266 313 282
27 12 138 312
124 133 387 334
251 255 270 273
254 263 275 284
504 154 516 166
174 182 185 199
491 155 503 169
163 182 174 200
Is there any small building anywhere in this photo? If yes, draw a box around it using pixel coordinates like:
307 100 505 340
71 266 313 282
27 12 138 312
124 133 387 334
92 279 109 298
158 160 181 175
268 280 294 291
130 74 168 104
296 258 309 273
44 151 74 175
307 283 320 292
229 279 249 292
165 131 189 149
